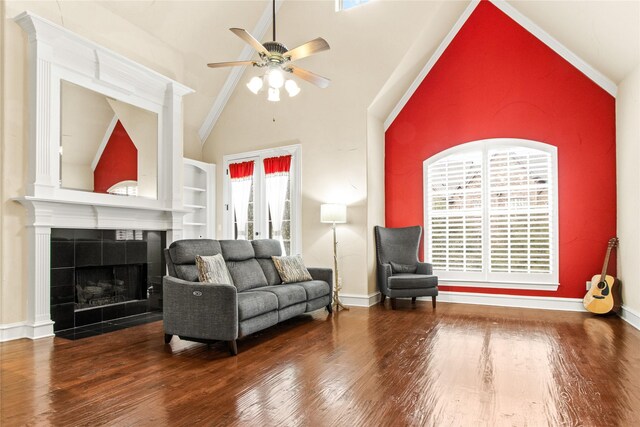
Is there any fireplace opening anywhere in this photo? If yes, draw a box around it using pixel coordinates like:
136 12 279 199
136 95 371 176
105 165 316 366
75 264 147 310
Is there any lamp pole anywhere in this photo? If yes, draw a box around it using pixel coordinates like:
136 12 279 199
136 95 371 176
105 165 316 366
332 221 349 311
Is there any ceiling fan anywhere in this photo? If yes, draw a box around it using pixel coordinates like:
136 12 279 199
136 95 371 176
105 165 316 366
207 0 330 101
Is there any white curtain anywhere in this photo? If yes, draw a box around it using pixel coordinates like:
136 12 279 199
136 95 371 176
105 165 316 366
265 172 289 253
230 160 254 240
231 177 252 240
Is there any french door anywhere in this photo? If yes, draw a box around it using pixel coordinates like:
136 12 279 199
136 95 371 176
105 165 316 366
223 145 301 255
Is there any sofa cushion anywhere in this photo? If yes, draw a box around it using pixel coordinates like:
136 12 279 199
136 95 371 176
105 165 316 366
239 311 278 338
306 294 331 313
277 302 306 322
251 239 282 258
257 259 282 286
169 239 222 264
248 284 306 309
237 291 278 321
174 265 199 282
220 240 255 261
226 259 268 292
272 255 312 283
388 274 438 290
196 254 233 285
290 280 330 300
168 239 222 282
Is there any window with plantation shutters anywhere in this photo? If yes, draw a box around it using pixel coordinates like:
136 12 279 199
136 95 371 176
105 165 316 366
424 139 558 290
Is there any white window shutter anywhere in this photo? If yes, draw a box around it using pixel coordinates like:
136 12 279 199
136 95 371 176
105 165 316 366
426 151 483 274
488 148 553 275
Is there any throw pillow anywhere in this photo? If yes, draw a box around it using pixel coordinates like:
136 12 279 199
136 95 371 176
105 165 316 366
272 255 313 283
390 261 417 274
195 253 234 285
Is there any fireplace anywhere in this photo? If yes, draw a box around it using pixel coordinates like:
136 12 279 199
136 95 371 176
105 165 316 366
75 264 145 309
50 229 165 333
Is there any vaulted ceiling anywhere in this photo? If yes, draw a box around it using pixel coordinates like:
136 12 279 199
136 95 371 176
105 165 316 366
86 0 639 154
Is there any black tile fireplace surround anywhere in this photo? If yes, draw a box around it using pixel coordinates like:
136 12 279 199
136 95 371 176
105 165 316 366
50 229 166 336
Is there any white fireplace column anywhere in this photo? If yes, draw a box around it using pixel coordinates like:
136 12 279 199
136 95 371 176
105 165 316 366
28 225 55 338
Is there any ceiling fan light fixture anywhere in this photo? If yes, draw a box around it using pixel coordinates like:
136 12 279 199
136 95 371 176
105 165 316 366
268 67 285 89
285 79 300 97
247 76 263 94
268 87 280 102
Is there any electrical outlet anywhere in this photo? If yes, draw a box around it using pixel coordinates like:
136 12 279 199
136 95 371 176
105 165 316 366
586 280 591 291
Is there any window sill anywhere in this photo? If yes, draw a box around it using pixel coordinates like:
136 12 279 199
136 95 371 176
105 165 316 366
437 280 559 292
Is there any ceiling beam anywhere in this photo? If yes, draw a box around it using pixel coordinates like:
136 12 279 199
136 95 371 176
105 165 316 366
198 0 284 146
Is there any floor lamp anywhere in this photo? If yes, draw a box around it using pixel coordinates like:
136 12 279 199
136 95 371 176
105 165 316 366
321 204 349 311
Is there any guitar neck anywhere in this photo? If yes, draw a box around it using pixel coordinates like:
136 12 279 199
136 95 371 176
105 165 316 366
600 246 613 281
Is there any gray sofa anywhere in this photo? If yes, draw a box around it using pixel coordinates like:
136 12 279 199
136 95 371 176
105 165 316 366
163 238 333 355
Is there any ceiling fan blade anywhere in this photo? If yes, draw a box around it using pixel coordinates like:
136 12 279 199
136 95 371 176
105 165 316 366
230 28 269 56
207 60 256 68
284 37 330 62
289 66 330 89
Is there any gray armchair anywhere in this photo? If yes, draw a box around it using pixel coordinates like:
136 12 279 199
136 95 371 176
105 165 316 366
374 225 438 309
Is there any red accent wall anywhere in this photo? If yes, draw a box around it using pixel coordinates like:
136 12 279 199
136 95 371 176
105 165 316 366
384 1 616 298
94 120 138 193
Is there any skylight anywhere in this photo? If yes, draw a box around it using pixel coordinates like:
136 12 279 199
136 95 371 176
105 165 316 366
336 0 369 12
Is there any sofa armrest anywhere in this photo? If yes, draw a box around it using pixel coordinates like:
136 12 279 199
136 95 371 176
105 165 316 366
416 262 433 275
163 276 238 341
307 267 334 295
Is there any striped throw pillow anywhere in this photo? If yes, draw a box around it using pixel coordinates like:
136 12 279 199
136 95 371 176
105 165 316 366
272 255 312 283
195 253 234 285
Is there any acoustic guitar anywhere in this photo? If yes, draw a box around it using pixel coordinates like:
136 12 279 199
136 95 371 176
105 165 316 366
583 237 620 314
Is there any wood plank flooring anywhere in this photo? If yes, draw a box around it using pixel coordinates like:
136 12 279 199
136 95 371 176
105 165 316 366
2 301 640 426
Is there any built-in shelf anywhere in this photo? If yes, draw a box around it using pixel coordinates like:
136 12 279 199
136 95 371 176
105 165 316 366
184 186 206 192
183 159 215 239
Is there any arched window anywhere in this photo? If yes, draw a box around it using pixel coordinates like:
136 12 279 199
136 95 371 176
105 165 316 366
423 139 558 290
107 180 138 196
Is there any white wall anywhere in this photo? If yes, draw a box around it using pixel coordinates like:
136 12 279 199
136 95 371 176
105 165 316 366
617 63 640 315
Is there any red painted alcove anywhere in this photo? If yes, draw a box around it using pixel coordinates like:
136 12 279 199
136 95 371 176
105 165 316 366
384 1 616 298
94 120 138 193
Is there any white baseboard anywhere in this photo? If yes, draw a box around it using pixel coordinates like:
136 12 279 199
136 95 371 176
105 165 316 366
437 291 586 312
619 305 640 331
0 322 29 342
0 321 55 342
340 292 381 307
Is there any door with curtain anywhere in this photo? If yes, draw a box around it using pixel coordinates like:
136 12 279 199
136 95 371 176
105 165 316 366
224 146 299 255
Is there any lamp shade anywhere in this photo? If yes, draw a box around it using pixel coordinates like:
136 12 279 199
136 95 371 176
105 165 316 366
320 204 347 224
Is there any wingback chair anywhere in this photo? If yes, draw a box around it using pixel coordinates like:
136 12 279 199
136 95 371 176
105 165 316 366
374 225 438 309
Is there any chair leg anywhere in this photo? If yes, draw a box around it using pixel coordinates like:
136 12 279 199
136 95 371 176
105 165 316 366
412 297 417 304
228 340 238 356
432 296 437 309
164 333 172 344
380 294 386 305
326 303 333 314
391 298 397 310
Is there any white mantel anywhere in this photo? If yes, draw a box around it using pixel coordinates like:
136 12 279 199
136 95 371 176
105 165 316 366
12 12 194 340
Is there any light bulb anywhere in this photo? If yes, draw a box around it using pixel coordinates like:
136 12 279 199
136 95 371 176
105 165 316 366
285 79 301 97
268 68 285 89
268 87 280 102
246 76 263 94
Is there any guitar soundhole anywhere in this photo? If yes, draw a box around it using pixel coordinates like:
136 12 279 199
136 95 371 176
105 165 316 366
597 281 610 296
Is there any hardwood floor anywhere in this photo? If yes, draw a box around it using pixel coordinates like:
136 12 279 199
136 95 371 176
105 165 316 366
2 301 640 426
